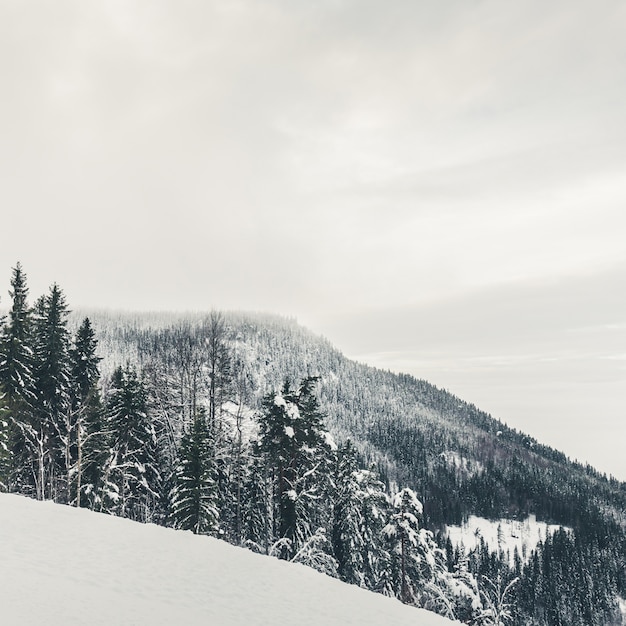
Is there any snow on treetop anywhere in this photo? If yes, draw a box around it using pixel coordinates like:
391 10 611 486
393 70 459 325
286 403 300 420
273 394 301 419
391 487 423 515
273 394 287 408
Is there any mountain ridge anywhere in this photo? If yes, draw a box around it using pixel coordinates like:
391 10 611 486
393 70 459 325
86 308 626 527
18 306 620 625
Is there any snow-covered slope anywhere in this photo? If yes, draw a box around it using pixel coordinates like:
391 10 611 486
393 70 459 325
0 494 457 625
445 514 565 564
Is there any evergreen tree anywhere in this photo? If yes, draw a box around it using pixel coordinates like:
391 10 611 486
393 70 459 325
0 264 36 409
291 527 338 577
170 410 218 534
204 312 232 434
331 440 367 586
0 391 9 491
257 377 332 558
382 487 432 604
103 366 161 521
31 284 72 502
356 468 391 591
241 445 272 553
0 263 36 493
69 317 104 508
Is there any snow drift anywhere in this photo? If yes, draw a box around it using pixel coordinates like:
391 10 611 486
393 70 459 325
0 493 457 625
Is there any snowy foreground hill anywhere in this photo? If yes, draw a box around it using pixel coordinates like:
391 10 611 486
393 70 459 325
0 494 457 626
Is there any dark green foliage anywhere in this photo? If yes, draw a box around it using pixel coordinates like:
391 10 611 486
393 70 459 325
70 318 101 405
382 487 427 604
104 365 161 521
0 264 36 409
0 264 36 493
205 312 232 432
513 523 625 626
170 411 218 534
331 441 365 585
69 318 105 508
257 377 332 557
241 447 272 553
31 284 72 501
33 285 71 426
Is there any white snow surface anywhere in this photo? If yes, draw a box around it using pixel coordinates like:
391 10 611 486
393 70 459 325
446 514 565 564
0 493 458 625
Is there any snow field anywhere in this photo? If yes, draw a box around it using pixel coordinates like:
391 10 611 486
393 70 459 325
0 493 458 625
446 514 565 564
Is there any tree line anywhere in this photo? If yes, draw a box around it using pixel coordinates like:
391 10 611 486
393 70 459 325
1 263 624 625
0 264 498 623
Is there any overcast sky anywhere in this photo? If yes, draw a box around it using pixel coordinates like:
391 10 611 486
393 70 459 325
1 0 625 479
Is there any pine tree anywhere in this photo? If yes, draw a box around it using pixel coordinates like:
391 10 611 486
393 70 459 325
170 410 218 534
0 264 36 409
382 487 426 604
204 312 232 434
31 284 72 502
257 377 332 558
0 263 36 493
103 366 161 521
241 445 272 553
68 317 104 508
356 468 391 591
331 440 367 586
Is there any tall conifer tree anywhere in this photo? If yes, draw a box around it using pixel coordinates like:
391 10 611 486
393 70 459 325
69 317 104 507
170 409 218 534
257 377 331 558
32 284 72 501
0 264 37 494
104 365 161 521
332 440 367 586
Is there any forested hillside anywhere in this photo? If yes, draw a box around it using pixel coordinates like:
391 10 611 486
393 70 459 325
1 265 625 625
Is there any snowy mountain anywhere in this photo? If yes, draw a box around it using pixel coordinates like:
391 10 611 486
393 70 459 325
0 493 457 625
85 310 626 625
2 289 625 626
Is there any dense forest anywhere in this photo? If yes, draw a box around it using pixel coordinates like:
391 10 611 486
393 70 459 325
1 263 625 625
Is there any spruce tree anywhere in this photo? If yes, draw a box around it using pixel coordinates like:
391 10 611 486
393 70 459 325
355 468 391 591
257 377 332 558
103 365 161 521
0 264 36 409
204 312 232 434
0 265 39 495
331 440 367 585
31 284 72 501
382 487 426 604
69 317 104 508
241 445 272 553
170 410 218 534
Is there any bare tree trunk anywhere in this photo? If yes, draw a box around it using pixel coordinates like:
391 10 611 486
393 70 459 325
76 419 82 508
401 532 408 603
235 402 243 544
